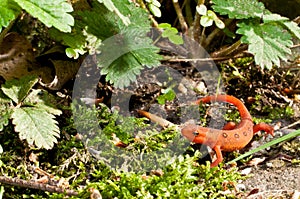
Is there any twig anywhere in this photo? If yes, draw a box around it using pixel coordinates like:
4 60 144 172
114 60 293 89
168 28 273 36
172 0 188 33
210 40 242 58
0 176 78 196
281 120 300 130
163 52 252 62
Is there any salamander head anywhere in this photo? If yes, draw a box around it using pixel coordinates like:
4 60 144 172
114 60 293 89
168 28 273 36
181 124 207 143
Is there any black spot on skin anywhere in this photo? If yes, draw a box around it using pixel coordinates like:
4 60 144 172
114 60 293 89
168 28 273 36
234 134 239 138
222 133 228 138
243 131 247 136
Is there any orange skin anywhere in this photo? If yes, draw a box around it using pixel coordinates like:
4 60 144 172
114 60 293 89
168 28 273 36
139 95 274 167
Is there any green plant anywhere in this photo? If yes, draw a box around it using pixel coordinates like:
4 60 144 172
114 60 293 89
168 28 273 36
157 23 184 45
145 0 162 17
196 4 225 29
211 0 300 69
84 152 244 199
0 0 162 89
0 75 62 149
157 87 176 105
0 0 73 33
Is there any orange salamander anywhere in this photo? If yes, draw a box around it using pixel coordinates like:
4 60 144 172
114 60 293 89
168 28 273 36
138 95 274 167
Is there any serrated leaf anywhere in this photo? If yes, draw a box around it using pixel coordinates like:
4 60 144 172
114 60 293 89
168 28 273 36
77 1 161 88
212 0 265 19
12 107 60 149
282 21 300 40
96 28 161 88
23 89 62 115
0 90 13 131
97 0 130 25
13 0 74 32
49 26 87 58
262 13 300 40
237 22 293 69
1 75 39 104
0 0 20 32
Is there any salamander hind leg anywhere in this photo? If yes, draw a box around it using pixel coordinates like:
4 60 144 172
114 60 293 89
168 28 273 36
253 123 274 136
210 145 223 167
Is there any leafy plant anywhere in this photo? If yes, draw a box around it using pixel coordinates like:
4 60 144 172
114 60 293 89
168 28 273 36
145 0 162 17
50 0 162 89
212 0 300 69
196 4 225 29
86 152 244 199
0 0 73 33
0 75 62 149
157 23 184 45
157 87 176 105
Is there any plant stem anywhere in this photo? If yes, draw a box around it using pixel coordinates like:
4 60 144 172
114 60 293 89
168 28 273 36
184 0 193 26
172 0 188 34
203 18 233 48
191 0 205 43
210 40 242 58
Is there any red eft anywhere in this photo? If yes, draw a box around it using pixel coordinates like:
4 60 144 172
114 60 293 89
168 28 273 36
138 95 274 167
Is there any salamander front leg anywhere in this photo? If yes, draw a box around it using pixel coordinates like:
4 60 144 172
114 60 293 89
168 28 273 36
222 122 236 130
210 145 223 167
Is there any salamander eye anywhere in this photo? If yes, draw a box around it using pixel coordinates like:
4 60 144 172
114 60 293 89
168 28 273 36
192 131 199 136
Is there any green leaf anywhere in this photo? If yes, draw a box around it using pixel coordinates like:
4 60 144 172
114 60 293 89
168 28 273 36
237 21 293 69
65 47 78 59
79 1 161 89
49 26 87 58
23 89 62 116
149 4 161 17
212 0 265 19
168 34 184 45
157 88 176 104
158 23 171 29
214 18 225 29
12 107 60 149
1 75 39 104
0 91 12 131
152 0 161 7
282 21 300 40
200 15 213 27
263 13 300 40
162 28 178 38
12 0 74 32
196 4 207 15
0 0 20 32
97 0 130 25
